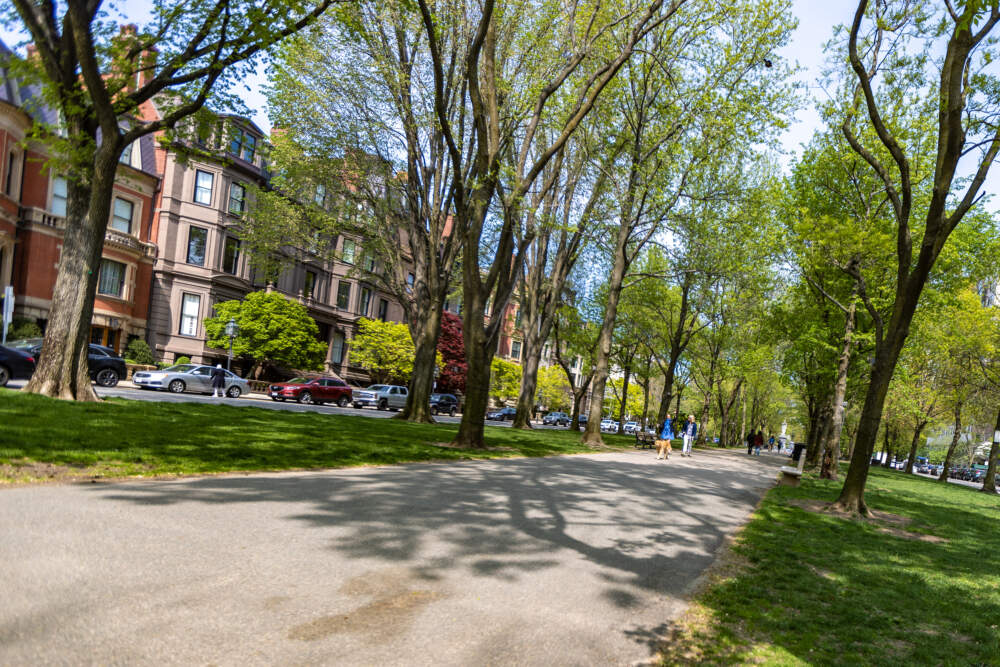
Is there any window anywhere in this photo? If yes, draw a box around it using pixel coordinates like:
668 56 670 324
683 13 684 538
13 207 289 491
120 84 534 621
111 197 133 234
5 151 19 196
119 141 139 167
304 270 317 298
511 340 522 361
341 239 356 264
377 298 389 321
228 182 245 214
180 293 201 336
194 170 214 205
314 183 326 207
336 281 351 309
97 259 125 298
362 251 376 273
406 273 415 292
229 128 256 162
359 286 372 317
330 331 345 364
187 226 207 265
222 237 240 274
514 308 522 328
51 176 68 217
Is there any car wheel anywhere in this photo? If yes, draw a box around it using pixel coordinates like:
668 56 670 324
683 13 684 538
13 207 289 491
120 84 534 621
95 368 120 387
431 406 438 415
378 399 388 410
338 396 350 408
299 391 313 405
449 407 456 417
227 386 241 399
168 379 185 393
353 403 362 409
0 365 9 387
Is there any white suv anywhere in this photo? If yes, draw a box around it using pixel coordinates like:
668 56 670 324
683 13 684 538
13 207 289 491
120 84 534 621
353 384 408 410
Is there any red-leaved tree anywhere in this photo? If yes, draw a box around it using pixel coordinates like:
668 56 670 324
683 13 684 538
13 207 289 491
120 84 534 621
436 311 466 394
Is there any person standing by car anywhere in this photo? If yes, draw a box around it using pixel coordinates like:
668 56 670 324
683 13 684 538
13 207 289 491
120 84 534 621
211 364 226 398
656 414 673 460
681 415 697 457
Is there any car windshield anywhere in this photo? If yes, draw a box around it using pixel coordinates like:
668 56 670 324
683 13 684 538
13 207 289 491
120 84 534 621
430 394 442 400
162 364 197 373
9 338 42 351
287 377 312 384
368 385 387 392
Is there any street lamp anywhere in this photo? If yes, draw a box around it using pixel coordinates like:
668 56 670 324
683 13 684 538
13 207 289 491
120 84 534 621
225 318 239 371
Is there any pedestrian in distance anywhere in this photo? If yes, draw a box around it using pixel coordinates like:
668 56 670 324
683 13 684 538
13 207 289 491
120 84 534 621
754 429 764 456
681 414 697 457
211 363 226 398
746 431 755 456
656 414 673 460
768 435 775 452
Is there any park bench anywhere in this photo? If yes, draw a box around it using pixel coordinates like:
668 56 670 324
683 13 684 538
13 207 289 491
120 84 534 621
779 449 808 486
634 432 657 449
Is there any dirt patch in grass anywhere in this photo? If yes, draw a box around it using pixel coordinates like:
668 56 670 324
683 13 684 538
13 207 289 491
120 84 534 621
430 442 517 452
0 459 145 486
787 499 948 543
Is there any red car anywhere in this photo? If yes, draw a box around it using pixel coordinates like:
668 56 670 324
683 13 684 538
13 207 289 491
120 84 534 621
269 376 352 406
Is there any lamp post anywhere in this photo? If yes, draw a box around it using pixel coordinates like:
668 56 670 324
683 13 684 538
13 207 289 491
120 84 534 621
225 318 239 371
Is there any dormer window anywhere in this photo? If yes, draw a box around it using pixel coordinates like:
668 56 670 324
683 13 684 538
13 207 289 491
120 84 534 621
119 141 140 168
229 128 257 163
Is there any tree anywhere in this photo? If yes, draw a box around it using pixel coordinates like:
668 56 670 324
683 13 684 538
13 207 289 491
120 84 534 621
349 318 417 385
833 1 1000 515
124 338 154 365
489 359 521 407
204 291 326 374
535 366 572 413
9 0 336 401
436 311 467 395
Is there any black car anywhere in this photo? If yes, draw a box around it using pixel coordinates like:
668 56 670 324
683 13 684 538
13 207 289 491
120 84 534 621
13 340 126 387
486 406 517 421
0 345 36 386
430 393 459 416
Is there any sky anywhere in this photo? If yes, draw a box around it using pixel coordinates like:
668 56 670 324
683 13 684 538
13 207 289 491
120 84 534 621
1 0 988 197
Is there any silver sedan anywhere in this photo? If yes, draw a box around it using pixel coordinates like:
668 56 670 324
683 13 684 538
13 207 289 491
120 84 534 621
132 364 249 398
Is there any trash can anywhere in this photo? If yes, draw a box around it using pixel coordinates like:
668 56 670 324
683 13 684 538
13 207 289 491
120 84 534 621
791 443 806 462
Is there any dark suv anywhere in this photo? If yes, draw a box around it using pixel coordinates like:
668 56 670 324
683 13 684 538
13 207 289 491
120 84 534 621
430 393 459 416
12 340 125 387
269 377 352 406
486 406 517 421
0 345 36 386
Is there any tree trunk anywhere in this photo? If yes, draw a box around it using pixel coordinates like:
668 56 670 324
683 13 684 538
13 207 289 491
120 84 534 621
819 292 856 479
583 216 631 447
903 421 927 476
453 324 492 447
616 362 631 433
739 385 746 446
806 399 830 468
980 406 1000 494
937 405 963 482
696 390 712 446
512 337 542 429
399 306 443 423
881 426 893 468
674 386 683 420
24 139 118 401
640 374 650 429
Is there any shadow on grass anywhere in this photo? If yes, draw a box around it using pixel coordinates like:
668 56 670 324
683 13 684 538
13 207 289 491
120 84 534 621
643 466 1000 665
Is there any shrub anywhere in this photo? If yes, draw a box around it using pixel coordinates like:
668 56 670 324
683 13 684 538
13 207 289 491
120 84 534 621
124 338 154 365
6 317 42 341
175 356 191 365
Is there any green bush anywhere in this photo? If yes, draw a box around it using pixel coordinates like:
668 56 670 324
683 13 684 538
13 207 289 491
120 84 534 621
175 356 191 365
6 317 42 341
124 338 154 365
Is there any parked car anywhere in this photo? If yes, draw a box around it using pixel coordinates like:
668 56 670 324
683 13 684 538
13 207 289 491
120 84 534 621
622 421 640 434
486 406 517 421
12 339 126 387
132 364 248 397
352 384 408 410
0 344 36 386
429 393 459 416
268 376 352 406
543 411 570 426
599 418 618 433
578 414 588 425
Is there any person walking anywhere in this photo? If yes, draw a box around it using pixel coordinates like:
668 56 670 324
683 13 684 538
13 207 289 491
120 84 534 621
681 414 697 457
656 414 673 460
211 363 227 398
746 430 755 456
754 429 764 456
768 435 776 452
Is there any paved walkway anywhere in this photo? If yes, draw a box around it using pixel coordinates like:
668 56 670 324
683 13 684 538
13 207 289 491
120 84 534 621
0 449 782 665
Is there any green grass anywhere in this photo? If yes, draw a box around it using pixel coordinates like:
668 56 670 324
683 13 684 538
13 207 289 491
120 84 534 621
663 466 1000 666
0 390 635 482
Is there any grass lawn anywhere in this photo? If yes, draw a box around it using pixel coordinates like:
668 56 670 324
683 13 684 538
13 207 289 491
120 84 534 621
0 390 635 483
661 465 1000 665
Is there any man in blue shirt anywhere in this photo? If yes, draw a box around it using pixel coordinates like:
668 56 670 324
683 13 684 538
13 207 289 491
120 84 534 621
681 414 697 457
